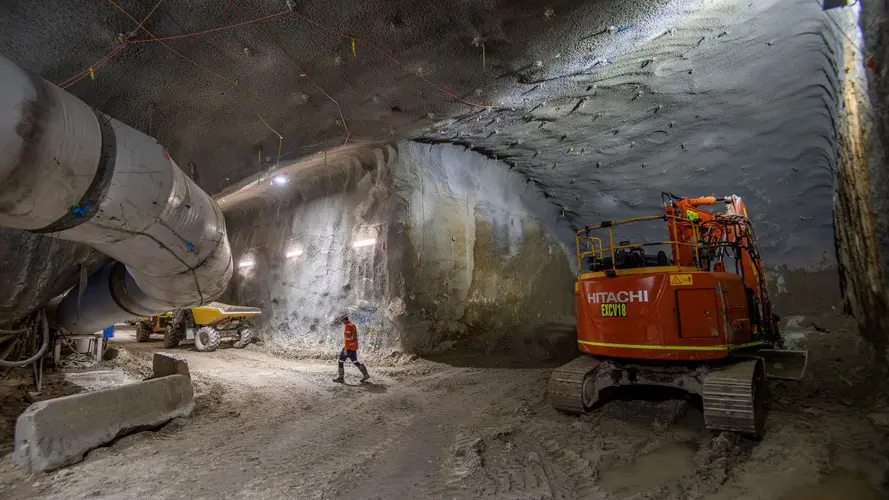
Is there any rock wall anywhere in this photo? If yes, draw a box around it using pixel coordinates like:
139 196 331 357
0 229 105 326
389 142 576 356
852 0 889 348
222 142 576 356
222 145 401 354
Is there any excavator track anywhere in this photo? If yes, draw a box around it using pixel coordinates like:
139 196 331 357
551 355 768 438
548 355 601 414
702 358 766 438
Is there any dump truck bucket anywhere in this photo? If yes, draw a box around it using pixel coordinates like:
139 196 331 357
758 349 809 380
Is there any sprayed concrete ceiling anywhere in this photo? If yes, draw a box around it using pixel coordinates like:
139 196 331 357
0 0 855 267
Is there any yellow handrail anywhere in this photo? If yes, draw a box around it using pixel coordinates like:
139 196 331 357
575 236 604 271
576 213 705 276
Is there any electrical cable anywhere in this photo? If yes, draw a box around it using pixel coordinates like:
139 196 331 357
57 337 99 369
283 9 491 108
227 0 350 151
0 310 49 368
0 328 29 335
60 1 281 89
105 0 283 143
128 9 294 44
59 43 128 89
58 0 164 89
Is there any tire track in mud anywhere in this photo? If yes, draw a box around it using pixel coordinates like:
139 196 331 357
490 426 600 500
493 452 554 500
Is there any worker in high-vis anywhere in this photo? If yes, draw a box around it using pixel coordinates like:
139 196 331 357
332 314 370 383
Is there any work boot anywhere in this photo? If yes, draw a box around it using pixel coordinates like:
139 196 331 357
332 376 344 383
333 363 345 383
358 363 370 383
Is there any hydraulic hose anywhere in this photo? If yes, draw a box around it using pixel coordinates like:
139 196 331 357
0 311 49 367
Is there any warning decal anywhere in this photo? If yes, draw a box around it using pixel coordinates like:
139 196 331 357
670 274 693 286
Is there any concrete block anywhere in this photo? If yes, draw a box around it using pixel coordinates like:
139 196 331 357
14 374 193 473
153 352 190 379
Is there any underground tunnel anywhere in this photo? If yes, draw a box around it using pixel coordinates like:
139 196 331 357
0 0 888 498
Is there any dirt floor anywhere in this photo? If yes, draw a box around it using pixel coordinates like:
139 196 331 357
1 319 888 500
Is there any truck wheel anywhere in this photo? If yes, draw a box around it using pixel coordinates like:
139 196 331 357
163 326 181 349
136 321 152 342
233 328 252 349
194 326 221 352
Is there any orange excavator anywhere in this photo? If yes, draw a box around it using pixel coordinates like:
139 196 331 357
550 193 807 437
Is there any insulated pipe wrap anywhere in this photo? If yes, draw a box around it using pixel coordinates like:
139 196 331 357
0 54 233 333
57 116 233 308
57 116 233 321
0 55 102 230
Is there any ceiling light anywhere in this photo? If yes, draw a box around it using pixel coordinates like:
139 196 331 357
352 238 376 248
286 249 303 258
238 260 255 268
274 175 288 185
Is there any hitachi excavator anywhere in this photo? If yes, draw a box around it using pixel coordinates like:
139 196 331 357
550 193 807 437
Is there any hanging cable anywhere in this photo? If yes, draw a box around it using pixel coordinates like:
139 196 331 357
105 0 283 142
283 9 491 108
59 2 286 89
58 0 164 89
227 0 350 149
67 2 489 110
0 310 49 368
128 8 295 44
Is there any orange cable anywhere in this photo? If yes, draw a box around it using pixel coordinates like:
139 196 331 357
105 0 283 141
59 42 125 89
228 0 350 150
59 46 122 89
128 9 293 44
58 0 163 89
65 2 489 109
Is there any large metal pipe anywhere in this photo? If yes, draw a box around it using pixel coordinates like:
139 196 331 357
0 54 233 333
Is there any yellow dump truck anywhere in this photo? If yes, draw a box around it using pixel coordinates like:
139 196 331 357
164 303 262 352
135 312 173 342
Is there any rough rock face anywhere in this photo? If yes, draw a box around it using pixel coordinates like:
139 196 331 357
389 142 576 354
422 0 847 269
853 0 889 349
0 228 105 326
221 145 400 353
0 0 884 350
222 142 575 355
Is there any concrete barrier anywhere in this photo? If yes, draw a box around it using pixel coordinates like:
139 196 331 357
14 374 194 473
153 352 190 379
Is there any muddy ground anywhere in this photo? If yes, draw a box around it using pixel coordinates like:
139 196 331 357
0 319 887 500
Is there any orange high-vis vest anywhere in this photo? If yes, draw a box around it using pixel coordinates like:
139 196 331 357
343 322 358 350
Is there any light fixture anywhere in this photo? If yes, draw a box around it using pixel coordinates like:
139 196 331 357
285 249 303 258
352 238 376 248
238 260 255 268
274 175 288 185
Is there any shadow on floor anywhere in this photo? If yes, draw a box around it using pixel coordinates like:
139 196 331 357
420 352 564 369
420 323 579 369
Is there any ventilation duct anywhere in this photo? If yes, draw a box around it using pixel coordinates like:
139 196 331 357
0 54 233 333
